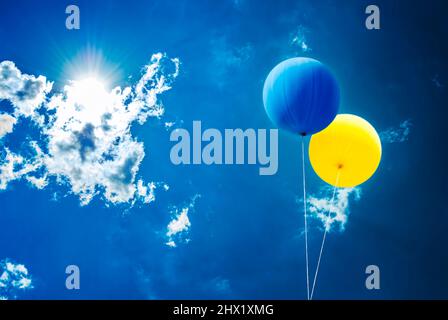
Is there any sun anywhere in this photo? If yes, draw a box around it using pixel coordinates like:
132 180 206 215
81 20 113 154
70 76 109 108
61 45 122 88
65 76 114 125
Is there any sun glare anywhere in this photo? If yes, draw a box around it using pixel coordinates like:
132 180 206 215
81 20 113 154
71 76 108 108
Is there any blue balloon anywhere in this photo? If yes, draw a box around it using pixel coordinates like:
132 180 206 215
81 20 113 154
263 57 340 136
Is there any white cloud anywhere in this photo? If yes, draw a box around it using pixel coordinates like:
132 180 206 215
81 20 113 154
0 54 179 206
307 187 361 232
164 121 175 129
211 277 231 293
0 61 52 118
165 194 200 247
167 207 191 238
210 37 253 87
0 144 44 190
26 174 49 190
0 113 17 139
379 120 412 143
290 25 312 53
0 259 33 300
136 180 158 204
166 240 177 248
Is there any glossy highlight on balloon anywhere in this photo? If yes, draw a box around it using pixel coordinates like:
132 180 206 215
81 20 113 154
309 114 382 188
263 57 340 136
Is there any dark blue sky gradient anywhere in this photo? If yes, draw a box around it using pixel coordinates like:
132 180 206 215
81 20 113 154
0 0 447 299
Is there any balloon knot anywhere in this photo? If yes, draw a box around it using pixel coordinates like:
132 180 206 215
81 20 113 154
337 163 344 169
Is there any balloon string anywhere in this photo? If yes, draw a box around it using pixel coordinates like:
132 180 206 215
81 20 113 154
301 136 310 300
310 170 341 300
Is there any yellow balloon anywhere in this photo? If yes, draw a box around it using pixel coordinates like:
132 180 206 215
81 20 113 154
309 114 382 188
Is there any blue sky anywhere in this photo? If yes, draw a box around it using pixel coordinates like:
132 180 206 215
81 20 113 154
0 0 447 299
